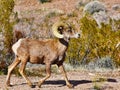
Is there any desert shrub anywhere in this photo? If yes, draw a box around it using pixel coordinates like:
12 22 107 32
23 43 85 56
11 66 45 77
86 56 115 70
0 60 8 75
75 0 92 9
0 0 15 74
66 14 120 67
0 0 14 54
111 19 120 31
46 9 64 18
10 64 59 77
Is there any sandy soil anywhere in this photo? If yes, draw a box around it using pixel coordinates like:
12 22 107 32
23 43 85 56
0 71 120 90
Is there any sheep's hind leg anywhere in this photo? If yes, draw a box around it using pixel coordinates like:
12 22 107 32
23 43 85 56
38 63 51 88
58 64 73 88
19 60 35 88
6 57 21 87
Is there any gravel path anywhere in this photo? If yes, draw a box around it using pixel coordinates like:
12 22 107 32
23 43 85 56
0 71 120 90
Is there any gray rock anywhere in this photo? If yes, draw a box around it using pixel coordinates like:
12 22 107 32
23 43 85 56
110 13 120 31
83 1 106 14
92 11 110 28
110 13 120 21
112 4 120 10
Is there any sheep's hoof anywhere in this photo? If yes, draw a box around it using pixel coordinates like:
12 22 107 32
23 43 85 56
38 85 41 88
67 84 74 88
37 81 42 88
30 85 36 88
6 83 13 87
37 84 42 88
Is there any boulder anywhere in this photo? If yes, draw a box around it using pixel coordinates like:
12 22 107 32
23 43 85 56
83 1 106 14
112 4 120 11
92 11 109 28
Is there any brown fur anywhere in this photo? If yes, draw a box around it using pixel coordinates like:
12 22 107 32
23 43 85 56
13 30 25 42
17 39 67 65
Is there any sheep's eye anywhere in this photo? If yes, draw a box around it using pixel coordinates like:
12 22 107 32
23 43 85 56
58 26 63 30
58 26 63 34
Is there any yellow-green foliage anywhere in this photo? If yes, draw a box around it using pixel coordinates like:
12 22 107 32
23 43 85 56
67 14 120 66
0 0 14 53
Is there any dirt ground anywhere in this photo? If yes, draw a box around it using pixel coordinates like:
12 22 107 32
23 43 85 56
0 71 120 90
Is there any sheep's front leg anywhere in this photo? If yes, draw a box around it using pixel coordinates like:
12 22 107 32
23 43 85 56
38 63 51 88
6 57 21 87
19 61 34 88
58 64 73 88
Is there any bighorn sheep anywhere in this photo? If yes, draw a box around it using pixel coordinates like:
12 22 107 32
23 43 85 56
6 21 80 88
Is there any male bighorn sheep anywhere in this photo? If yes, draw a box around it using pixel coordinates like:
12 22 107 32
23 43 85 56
6 21 80 88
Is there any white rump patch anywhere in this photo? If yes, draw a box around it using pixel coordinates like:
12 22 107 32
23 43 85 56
12 39 23 55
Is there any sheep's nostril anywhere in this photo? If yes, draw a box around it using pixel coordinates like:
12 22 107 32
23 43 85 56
78 34 80 38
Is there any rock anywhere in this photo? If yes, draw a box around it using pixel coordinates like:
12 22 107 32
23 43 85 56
75 0 91 9
112 4 120 10
110 13 120 31
110 13 120 21
83 1 106 14
92 11 109 28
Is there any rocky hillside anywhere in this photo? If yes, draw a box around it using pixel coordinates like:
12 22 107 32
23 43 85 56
12 0 120 38
14 0 120 12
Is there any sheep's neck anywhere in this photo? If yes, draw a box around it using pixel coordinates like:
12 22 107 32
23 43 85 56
59 38 69 47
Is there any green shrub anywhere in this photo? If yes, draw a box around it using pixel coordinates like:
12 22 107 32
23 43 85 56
66 14 120 67
0 0 14 53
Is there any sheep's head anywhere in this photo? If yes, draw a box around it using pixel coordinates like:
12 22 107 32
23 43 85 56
52 21 80 39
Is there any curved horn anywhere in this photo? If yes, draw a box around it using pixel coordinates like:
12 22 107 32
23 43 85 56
52 21 67 38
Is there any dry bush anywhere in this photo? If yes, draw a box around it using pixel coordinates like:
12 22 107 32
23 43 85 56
66 14 120 67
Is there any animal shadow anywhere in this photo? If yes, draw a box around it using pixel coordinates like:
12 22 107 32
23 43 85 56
44 78 117 87
11 78 117 88
44 80 92 87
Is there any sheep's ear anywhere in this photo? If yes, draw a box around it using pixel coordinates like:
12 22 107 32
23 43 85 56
52 21 66 38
